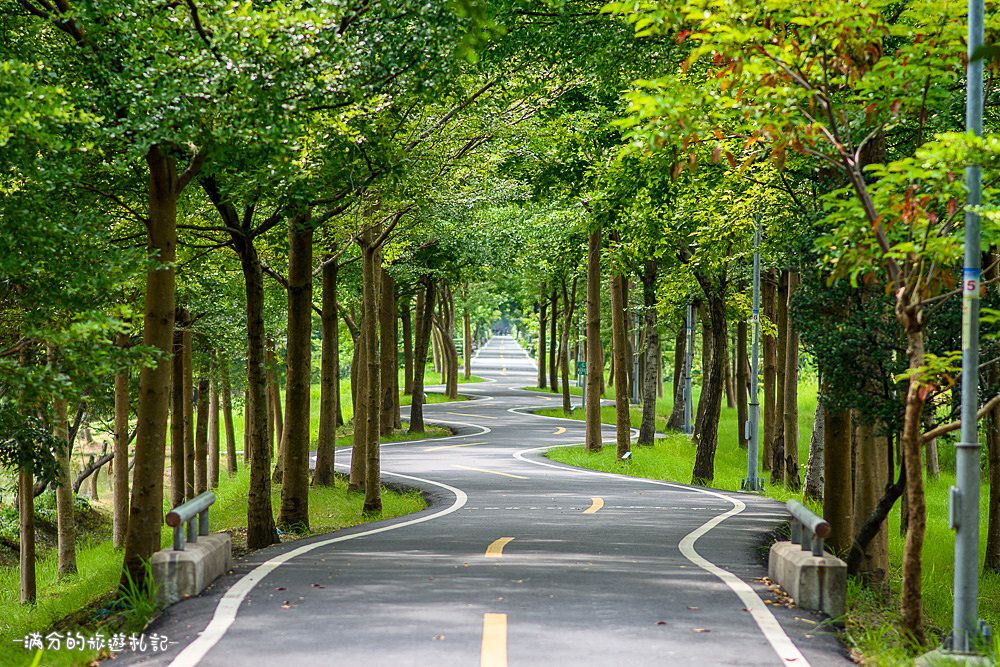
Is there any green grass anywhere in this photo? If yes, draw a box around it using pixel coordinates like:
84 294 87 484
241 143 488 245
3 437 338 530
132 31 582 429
542 383 999 665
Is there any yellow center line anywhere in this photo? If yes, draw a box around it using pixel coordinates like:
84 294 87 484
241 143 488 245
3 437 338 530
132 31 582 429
553 427 566 435
452 464 528 480
485 537 514 558
423 441 487 452
583 497 605 514
448 411 498 419
481 613 508 667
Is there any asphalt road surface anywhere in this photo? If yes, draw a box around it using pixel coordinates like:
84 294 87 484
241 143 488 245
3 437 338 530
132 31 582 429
128 336 852 667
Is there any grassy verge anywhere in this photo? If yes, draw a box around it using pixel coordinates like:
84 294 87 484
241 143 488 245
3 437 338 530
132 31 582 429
0 421 447 667
541 384 999 665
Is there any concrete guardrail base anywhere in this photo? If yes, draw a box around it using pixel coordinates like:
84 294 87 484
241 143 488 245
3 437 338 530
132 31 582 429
152 533 232 606
768 541 846 618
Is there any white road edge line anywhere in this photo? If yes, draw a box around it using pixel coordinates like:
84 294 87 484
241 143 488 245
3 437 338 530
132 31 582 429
510 439 810 667
167 470 469 667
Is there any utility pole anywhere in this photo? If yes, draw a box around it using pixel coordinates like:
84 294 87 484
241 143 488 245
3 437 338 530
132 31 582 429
950 0 990 654
683 303 694 435
742 218 763 492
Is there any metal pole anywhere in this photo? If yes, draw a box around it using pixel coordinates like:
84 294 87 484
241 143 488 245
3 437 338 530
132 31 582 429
684 303 694 435
632 306 641 405
952 0 988 652
743 218 763 492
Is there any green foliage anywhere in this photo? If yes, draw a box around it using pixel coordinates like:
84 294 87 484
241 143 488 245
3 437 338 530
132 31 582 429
0 402 62 484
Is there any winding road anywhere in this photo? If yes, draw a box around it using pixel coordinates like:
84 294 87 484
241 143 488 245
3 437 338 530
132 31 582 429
129 336 851 667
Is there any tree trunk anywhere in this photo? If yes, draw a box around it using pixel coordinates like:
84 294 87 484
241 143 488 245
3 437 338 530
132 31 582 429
361 241 382 512
221 365 237 476
736 319 749 448
666 322 686 430
924 409 940 481
314 257 339 487
208 377 220 489
269 339 284 485
770 270 789 484
49 351 76 577
762 270 778 472
694 311 713 440
692 291 728 484
610 267 631 460
379 266 396 435
898 319 927 645
113 333 130 548
560 277 578 415
585 227 603 452
431 324 442 375
724 338 736 409
445 290 460 399
783 271 800 490
638 261 659 445
624 281 633 397
123 146 187 588
170 331 185 508
549 289 558 393
90 454 100 500
349 310 360 419
243 386 251 464
803 396 824 502
392 298 401 431
19 465 36 603
464 307 473 380
278 210 313 530
194 377 210 494
349 308 368 492
854 419 890 593
824 403 853 556
985 399 1000 571
409 280 436 433
234 237 277 550
402 296 414 394
182 325 195 501
538 287 548 389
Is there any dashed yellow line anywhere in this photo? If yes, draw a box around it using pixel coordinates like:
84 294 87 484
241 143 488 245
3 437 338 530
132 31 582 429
553 427 566 435
452 464 528 480
481 613 508 667
583 497 605 514
448 411 498 420
423 441 487 452
485 537 514 558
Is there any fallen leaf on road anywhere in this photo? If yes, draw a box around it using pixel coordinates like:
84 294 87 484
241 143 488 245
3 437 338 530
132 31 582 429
656 621 667 626
280 601 292 609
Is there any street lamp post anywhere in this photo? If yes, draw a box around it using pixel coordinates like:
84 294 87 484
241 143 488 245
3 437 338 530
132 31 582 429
632 305 641 405
683 303 694 435
742 217 763 493
950 0 990 653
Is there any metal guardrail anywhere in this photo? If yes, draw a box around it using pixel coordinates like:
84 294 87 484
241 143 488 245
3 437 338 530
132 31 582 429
786 499 831 557
165 491 215 551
